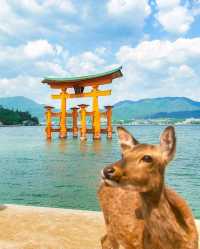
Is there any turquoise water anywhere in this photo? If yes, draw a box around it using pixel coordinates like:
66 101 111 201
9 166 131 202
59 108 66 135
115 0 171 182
0 126 199 218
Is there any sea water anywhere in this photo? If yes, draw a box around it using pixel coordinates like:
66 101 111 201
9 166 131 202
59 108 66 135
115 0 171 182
0 125 199 218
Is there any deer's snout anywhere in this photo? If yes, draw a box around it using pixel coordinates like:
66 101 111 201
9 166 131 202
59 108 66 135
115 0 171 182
102 166 116 180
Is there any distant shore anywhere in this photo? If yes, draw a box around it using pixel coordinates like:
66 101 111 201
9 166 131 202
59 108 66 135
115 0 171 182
0 124 43 127
0 123 200 128
0 204 198 249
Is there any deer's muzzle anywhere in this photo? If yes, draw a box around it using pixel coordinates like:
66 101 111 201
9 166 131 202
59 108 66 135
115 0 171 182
102 165 123 182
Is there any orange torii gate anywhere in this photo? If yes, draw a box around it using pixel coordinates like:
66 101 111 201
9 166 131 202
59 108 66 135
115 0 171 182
42 66 123 140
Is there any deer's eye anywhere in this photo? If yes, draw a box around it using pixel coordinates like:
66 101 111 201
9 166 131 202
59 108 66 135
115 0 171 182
142 155 153 163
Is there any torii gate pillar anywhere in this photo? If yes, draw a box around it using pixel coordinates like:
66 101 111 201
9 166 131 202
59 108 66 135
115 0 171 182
92 86 101 139
71 107 79 137
59 88 67 138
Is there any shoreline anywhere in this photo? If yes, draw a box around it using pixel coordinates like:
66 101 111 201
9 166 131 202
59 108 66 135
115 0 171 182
0 124 43 127
0 124 200 128
0 204 198 249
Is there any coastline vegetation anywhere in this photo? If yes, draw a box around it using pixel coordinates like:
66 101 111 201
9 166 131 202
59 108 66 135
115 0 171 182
0 106 39 126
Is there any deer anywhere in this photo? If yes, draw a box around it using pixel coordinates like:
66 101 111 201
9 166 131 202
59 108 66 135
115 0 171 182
98 126 198 249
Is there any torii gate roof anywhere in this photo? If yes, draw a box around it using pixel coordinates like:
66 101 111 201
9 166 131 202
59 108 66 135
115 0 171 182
42 66 122 88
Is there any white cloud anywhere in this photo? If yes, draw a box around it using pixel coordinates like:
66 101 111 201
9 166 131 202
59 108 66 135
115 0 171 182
67 51 105 75
24 40 57 59
0 0 32 36
16 0 42 13
0 40 67 81
44 0 76 13
192 5 200 16
0 44 109 106
35 61 67 76
16 0 76 14
155 0 194 34
168 64 196 79
156 0 180 9
114 38 200 102
0 40 63 63
107 0 151 25
1 37 200 107
0 0 77 41
0 46 112 107
0 75 51 104
117 38 200 68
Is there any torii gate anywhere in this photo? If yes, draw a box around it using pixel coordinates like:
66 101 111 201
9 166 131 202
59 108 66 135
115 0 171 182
42 66 123 140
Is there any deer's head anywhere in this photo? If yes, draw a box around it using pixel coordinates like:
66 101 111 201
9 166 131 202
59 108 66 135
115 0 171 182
102 126 176 193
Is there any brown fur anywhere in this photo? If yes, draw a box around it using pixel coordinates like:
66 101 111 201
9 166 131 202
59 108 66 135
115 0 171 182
98 126 198 249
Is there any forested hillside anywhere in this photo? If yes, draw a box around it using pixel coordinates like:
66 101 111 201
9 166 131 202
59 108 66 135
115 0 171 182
0 106 39 125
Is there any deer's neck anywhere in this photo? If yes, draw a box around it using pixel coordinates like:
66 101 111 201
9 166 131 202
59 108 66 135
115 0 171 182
140 181 167 216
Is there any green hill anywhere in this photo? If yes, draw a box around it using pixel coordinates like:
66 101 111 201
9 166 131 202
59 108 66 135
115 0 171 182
0 106 39 125
0 96 44 121
113 97 200 120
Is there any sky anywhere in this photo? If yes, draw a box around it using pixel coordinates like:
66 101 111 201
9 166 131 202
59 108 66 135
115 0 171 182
0 0 200 108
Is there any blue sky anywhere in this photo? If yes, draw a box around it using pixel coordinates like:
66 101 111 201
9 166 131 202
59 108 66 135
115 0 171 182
0 0 200 107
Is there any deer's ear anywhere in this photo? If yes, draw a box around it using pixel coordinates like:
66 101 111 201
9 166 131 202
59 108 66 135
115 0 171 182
117 127 139 154
160 126 176 162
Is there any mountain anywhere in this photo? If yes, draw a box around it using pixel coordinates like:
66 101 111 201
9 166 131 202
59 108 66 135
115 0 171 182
0 96 200 122
0 96 44 120
150 110 200 119
113 97 200 120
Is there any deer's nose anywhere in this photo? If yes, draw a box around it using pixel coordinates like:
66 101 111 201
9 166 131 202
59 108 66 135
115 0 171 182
103 166 116 179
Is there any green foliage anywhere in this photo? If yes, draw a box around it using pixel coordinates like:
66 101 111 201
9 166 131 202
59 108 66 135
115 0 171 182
0 106 39 125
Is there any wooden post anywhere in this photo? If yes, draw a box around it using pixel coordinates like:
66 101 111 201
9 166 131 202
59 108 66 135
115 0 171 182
105 105 113 139
71 107 79 137
92 86 101 140
44 106 54 139
78 104 89 141
59 88 67 138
